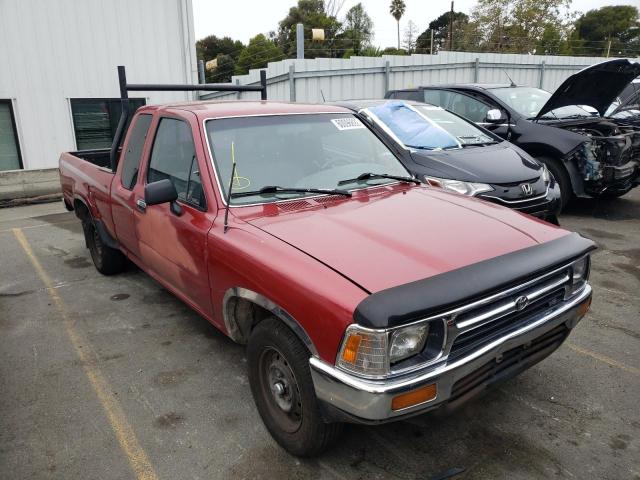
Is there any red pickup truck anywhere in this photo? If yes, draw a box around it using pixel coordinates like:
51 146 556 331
59 71 595 457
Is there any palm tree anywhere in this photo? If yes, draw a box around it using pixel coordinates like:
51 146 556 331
389 0 406 49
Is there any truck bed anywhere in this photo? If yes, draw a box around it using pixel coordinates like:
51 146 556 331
59 150 117 238
67 148 117 169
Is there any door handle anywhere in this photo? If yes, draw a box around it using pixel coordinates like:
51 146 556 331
136 198 147 212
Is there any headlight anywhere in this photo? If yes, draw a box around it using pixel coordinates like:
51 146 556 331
570 256 590 294
425 176 493 196
389 324 429 363
337 322 444 378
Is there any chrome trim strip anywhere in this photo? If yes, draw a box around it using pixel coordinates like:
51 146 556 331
222 286 318 356
481 186 549 204
456 273 569 331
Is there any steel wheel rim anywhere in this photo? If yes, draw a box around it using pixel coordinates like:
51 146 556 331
258 346 303 433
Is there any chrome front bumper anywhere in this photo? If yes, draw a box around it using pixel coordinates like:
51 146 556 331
310 284 591 423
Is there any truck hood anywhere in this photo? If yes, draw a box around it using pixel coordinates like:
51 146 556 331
410 141 542 184
536 59 640 119
243 186 567 294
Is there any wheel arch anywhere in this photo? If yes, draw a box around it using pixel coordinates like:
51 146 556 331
222 287 318 357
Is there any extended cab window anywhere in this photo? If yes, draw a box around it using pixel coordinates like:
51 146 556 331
148 118 206 209
121 114 152 190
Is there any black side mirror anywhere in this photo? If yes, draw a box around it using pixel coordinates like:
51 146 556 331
145 179 183 215
145 179 178 206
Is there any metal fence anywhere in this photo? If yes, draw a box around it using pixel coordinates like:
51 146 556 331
200 50 639 103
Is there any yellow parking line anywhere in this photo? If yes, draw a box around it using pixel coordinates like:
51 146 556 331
12 228 158 480
568 343 639 375
0 220 77 234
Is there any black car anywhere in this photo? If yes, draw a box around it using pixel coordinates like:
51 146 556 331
386 59 640 208
335 99 561 223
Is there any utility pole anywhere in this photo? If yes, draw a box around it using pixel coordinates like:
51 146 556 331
430 29 434 55
606 37 611 58
296 23 304 59
448 1 454 50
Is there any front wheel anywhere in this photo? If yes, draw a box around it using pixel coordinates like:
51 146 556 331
247 317 343 457
538 157 573 211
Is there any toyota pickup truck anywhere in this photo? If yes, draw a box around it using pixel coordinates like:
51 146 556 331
59 68 595 457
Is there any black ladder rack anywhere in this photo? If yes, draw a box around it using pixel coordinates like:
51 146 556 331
109 65 267 171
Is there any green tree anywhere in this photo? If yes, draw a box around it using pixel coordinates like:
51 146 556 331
342 3 374 54
470 0 573 53
196 35 244 82
389 0 407 49
381 47 408 55
235 34 284 75
277 0 343 58
573 6 640 57
417 11 469 52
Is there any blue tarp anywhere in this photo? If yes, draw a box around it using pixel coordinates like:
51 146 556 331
369 102 459 149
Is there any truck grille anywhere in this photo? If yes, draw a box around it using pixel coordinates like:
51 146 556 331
447 267 571 362
449 324 569 405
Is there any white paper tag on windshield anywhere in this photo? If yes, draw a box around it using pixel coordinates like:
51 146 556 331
331 117 365 130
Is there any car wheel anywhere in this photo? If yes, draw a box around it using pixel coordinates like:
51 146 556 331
247 317 343 457
83 220 126 275
539 157 573 211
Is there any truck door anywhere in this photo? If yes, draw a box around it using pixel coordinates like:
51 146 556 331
133 116 214 318
111 113 153 261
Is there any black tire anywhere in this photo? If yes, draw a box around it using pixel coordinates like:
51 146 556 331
247 317 343 457
538 156 573 211
83 220 126 275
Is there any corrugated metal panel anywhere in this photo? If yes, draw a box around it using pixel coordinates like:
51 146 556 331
202 50 638 107
0 0 197 169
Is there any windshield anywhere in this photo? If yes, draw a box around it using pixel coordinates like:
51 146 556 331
413 105 495 145
367 102 459 149
367 102 495 149
491 87 594 119
205 114 409 205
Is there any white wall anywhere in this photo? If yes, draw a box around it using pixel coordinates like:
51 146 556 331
0 0 197 170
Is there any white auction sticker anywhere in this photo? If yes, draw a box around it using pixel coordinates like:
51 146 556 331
331 117 365 130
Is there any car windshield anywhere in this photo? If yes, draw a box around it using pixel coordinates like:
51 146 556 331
491 87 594 119
413 105 495 145
205 113 409 205
367 102 495 149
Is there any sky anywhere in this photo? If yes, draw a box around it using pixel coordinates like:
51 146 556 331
192 0 633 48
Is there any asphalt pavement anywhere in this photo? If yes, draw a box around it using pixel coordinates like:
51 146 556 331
0 191 638 480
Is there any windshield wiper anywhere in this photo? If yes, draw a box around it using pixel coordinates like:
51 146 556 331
337 172 421 186
230 185 352 199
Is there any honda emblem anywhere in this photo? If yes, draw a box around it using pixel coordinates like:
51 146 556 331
521 183 533 196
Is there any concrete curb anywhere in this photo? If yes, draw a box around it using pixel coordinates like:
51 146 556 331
0 168 61 201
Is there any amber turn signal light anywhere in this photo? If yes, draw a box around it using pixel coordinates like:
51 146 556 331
341 334 362 364
391 384 437 411
577 296 592 318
